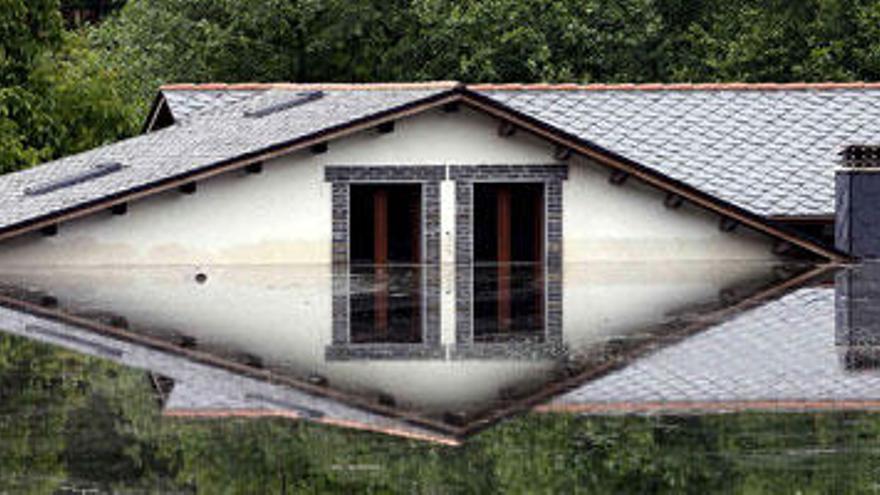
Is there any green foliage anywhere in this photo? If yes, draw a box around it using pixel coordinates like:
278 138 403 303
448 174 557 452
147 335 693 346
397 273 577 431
3 331 880 492
5 0 880 174
0 0 138 174
0 0 63 85
88 0 880 89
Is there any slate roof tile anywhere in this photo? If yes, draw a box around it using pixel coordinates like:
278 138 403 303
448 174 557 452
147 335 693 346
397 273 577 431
479 87 880 216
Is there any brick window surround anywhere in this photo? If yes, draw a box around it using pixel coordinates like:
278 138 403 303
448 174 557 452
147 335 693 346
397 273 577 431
324 166 443 360
450 165 567 360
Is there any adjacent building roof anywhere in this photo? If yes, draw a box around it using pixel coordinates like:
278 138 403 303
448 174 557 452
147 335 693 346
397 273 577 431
1 81 878 257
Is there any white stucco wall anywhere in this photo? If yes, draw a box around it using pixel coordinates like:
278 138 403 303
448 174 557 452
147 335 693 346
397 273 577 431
0 106 777 266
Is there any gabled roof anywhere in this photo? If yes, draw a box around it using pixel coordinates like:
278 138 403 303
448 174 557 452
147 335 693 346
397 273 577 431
2 81 876 260
0 83 459 241
157 82 880 219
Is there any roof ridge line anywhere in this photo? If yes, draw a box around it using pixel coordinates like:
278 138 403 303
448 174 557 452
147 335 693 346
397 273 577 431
161 81 880 92
160 81 462 91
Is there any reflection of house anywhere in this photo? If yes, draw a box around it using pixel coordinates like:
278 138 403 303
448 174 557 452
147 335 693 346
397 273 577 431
835 263 880 370
0 262 808 441
0 82 870 352
0 299 459 444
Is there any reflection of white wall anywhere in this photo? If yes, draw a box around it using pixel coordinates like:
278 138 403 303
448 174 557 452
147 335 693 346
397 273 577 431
0 261 780 414
562 262 780 351
0 106 776 267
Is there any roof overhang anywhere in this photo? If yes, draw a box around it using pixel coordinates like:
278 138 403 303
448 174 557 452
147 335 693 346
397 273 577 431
457 88 847 262
0 85 847 262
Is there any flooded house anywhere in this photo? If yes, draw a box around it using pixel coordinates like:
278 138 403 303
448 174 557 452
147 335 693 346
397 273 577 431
0 81 878 441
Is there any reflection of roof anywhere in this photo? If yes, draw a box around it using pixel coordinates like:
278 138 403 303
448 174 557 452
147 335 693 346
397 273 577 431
543 286 880 414
0 263 845 442
0 299 460 445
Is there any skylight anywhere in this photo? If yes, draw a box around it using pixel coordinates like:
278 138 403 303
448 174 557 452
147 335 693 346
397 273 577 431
243 91 324 118
24 162 125 196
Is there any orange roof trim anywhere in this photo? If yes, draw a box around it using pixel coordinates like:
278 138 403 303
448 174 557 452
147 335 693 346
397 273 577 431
160 81 462 91
164 408 461 446
471 81 880 91
160 80 880 92
534 399 880 414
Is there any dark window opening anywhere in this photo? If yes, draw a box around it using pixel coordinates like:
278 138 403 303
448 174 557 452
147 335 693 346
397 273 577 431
146 101 175 132
350 184 421 265
349 184 422 343
473 183 545 342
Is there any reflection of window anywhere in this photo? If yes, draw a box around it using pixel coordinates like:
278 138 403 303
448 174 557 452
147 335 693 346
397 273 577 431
325 166 443 360
473 183 545 341
350 184 422 343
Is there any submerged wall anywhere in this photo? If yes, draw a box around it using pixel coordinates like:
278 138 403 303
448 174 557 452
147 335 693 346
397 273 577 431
0 106 778 266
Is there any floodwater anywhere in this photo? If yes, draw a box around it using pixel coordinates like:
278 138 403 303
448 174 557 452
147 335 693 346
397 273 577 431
2 261 880 492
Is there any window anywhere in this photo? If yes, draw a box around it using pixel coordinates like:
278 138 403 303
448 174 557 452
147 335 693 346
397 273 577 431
473 183 545 342
349 184 422 343
324 166 444 360
450 165 566 358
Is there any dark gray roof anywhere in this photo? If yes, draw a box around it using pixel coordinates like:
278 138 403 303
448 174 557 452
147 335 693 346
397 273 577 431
161 84 880 218
2 82 878 240
549 286 880 409
481 87 880 217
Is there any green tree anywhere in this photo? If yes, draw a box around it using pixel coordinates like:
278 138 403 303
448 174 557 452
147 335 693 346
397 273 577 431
0 0 137 173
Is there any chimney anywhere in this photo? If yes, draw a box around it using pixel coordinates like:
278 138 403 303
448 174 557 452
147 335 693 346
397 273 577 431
836 264 880 371
836 145 880 258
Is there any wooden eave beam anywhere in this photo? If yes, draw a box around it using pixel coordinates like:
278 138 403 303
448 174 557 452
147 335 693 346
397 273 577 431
442 101 460 113
40 224 58 237
244 162 263 175
376 121 395 134
178 182 197 195
110 203 128 216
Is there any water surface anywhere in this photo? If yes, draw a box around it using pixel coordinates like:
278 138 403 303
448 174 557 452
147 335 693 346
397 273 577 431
1 261 879 492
